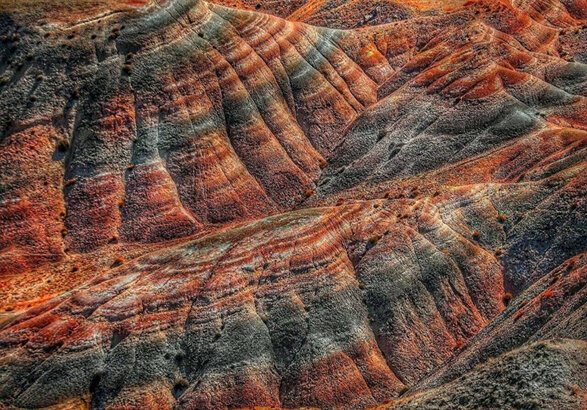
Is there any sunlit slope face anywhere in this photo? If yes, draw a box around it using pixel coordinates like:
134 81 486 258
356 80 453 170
0 0 585 408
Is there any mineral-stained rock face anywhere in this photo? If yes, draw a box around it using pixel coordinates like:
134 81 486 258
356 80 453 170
0 0 585 408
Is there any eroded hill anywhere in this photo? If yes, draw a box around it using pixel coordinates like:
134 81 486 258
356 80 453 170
0 0 585 408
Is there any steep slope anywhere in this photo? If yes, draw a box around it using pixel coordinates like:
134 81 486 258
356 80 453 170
380 339 587 409
413 253 586 392
320 1 586 195
1 0 381 272
3 0 584 274
0 201 506 408
0 0 586 409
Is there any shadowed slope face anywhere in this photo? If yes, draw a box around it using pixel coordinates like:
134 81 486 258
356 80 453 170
0 0 586 408
380 338 587 409
414 253 587 392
